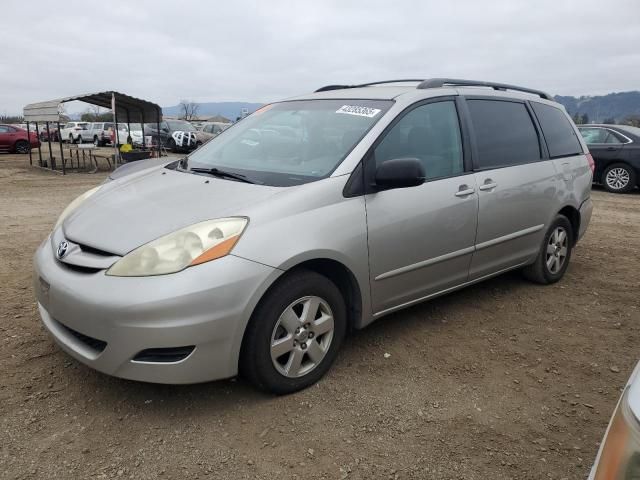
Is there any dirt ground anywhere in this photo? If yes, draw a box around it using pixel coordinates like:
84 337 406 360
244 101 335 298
1 152 639 480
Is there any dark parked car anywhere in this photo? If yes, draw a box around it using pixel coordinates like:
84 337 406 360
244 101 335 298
39 126 59 142
578 124 640 193
145 120 198 153
0 124 40 153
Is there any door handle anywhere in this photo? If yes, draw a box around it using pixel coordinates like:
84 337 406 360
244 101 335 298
455 186 475 197
479 181 497 191
606 147 617 151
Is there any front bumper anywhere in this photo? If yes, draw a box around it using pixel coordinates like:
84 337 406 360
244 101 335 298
33 236 281 384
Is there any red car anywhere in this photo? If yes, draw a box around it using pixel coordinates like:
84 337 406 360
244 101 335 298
0 124 40 154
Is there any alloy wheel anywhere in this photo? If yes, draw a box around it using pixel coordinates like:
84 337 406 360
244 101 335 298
545 226 568 274
605 167 630 191
270 296 335 378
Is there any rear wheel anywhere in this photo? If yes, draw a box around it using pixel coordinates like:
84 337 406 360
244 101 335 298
68 134 74 144
93 136 100 147
522 215 573 285
167 138 177 152
240 270 346 395
603 163 635 193
76 135 83 144
14 140 29 154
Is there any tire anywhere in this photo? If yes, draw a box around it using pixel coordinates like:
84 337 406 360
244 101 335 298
167 138 177 152
76 135 83 144
68 134 74 144
93 136 100 147
14 140 29 154
522 215 574 285
196 141 203 148
240 269 347 395
603 163 636 193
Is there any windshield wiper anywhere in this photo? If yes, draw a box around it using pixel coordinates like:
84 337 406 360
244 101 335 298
190 167 256 184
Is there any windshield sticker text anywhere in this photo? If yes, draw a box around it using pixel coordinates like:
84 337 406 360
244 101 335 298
336 105 381 118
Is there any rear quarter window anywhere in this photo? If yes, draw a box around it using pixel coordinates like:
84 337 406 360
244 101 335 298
531 102 583 158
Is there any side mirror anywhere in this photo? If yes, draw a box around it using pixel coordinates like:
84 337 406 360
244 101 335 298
375 158 425 189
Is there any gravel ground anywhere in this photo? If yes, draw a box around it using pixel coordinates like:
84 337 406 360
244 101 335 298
1 152 639 480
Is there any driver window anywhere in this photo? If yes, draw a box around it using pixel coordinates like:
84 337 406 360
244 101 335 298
373 101 463 180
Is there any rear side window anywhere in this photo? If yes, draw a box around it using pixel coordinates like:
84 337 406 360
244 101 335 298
467 100 541 169
531 102 583 158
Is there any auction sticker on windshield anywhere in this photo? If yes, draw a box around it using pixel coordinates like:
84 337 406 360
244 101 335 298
336 105 381 118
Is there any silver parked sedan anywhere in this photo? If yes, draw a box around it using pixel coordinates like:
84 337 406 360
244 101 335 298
34 78 594 394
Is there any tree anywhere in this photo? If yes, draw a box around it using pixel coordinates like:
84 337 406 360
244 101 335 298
603 117 616 125
80 105 112 122
179 100 200 121
572 113 584 125
581 113 590 125
623 114 640 128
0 115 24 123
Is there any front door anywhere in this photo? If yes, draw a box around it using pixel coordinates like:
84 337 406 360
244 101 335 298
0 125 11 149
365 99 478 316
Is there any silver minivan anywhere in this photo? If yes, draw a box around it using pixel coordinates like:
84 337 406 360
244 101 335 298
33 78 594 394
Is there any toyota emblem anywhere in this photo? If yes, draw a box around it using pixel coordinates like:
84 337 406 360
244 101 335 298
57 241 69 259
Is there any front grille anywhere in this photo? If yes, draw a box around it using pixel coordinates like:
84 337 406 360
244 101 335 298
77 243 115 257
132 346 195 363
58 321 107 353
58 261 102 274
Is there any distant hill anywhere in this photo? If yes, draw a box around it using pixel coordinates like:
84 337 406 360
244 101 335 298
555 91 640 123
163 102 263 121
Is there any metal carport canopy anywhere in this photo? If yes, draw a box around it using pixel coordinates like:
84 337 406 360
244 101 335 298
23 91 162 123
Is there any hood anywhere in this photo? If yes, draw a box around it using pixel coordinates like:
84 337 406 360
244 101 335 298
63 167 281 255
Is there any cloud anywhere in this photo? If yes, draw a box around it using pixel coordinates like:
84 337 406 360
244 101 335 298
1 0 639 114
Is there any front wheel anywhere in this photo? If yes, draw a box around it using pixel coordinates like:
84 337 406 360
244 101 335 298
522 215 573 285
15 140 30 154
240 270 346 394
603 163 636 193
167 138 177 152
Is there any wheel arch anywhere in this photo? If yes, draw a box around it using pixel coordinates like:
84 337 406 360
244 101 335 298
558 205 580 245
285 258 363 333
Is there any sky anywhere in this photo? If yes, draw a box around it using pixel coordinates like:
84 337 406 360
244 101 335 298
1 0 639 115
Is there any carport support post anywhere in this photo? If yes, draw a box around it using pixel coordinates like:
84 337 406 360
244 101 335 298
56 121 64 174
156 107 162 157
125 109 131 143
34 122 43 166
45 122 54 167
27 121 32 165
140 108 145 150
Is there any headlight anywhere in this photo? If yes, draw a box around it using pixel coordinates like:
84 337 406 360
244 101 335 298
54 186 101 230
106 217 248 277
591 388 640 479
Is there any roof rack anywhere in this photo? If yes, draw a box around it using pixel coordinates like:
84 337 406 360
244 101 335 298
314 78 553 100
314 79 424 93
416 78 553 100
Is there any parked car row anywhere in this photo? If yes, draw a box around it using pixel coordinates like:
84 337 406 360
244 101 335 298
3 118 232 154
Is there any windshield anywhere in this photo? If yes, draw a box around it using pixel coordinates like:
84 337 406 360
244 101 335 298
118 123 141 132
168 120 196 132
185 99 392 186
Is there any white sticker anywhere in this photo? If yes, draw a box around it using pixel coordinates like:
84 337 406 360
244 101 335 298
336 105 381 118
